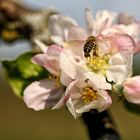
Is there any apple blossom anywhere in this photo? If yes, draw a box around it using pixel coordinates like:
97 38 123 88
59 9 135 86
23 9 140 118
123 76 140 104
85 8 140 53
23 41 68 111
55 72 112 118
56 9 140 112
60 26 134 86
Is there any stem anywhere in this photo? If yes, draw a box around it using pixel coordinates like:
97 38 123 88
82 110 121 140
0 0 57 43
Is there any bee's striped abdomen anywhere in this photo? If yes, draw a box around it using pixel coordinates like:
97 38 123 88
83 36 97 58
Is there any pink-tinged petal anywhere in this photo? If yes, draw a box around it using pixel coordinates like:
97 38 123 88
23 79 64 111
34 39 48 53
67 26 87 41
124 76 140 104
112 34 135 53
60 71 73 86
115 24 140 42
46 44 63 59
53 80 78 110
32 54 59 76
134 41 140 55
45 45 63 75
45 60 60 76
32 45 62 76
32 54 48 66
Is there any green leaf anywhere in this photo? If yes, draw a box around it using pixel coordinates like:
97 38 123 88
2 52 50 98
123 100 140 115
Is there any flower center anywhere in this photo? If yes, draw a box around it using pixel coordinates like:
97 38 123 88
49 75 61 88
81 87 98 104
87 55 109 75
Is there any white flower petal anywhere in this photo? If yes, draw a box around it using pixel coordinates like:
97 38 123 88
84 72 111 90
53 80 78 110
34 39 48 53
60 50 77 79
51 35 64 46
85 7 94 34
48 14 77 43
95 10 117 31
66 98 81 119
97 39 112 56
23 79 64 111
76 90 112 114
107 65 128 85
63 76 111 118
97 90 112 112
76 101 98 114
107 52 133 84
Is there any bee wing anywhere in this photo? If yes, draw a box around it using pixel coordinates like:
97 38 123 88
96 18 109 37
63 40 85 57
64 40 85 48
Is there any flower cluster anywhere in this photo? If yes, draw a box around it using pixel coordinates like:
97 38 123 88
23 8 140 118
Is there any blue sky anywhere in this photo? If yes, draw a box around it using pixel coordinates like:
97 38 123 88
0 0 140 58
23 0 140 23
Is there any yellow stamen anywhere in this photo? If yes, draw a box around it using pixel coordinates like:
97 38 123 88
81 87 98 104
87 55 109 75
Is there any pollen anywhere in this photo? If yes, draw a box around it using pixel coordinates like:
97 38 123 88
81 87 98 104
87 55 109 75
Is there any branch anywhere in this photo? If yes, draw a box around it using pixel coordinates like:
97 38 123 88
0 0 57 43
82 110 121 140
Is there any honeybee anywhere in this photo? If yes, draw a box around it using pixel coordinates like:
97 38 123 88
83 36 98 58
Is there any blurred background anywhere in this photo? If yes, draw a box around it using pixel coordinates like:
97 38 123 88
1 0 140 140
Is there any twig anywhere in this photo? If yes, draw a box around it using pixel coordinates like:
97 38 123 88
82 110 121 140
